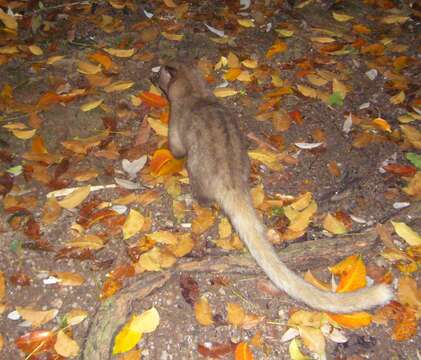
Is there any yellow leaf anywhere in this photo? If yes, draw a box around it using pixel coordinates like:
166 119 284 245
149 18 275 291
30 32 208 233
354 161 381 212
237 18 255 27
51 271 85 286
298 326 325 357
104 81 134 93
28 45 43 56
0 272 5 301
248 149 283 171
323 213 347 235
113 319 143 354
336 256 367 292
57 185 91 209
307 74 328 87
372 117 392 133
147 117 168 137
167 233 194 258
47 55 65 65
136 248 162 271
54 330 80 357
130 307 160 333
327 312 372 329
332 12 353 22
77 61 102 75
161 32 184 41
0 9 17 30
123 209 144 240
397 276 421 315
227 303 246 327
213 88 238 97
218 217 232 238
310 37 336 43
104 48 135 57
401 125 421 150
11 128 36 140
390 91 405 105
332 78 347 98
192 205 215 235
16 307 58 327
289 339 310 360
80 98 104 112
146 231 177 245
296 85 318 98
392 221 421 246
381 15 409 24
194 297 214 326
224 68 242 81
64 309 88 326
241 59 258 69
287 310 326 328
288 201 317 232
290 192 312 211
0 46 18 54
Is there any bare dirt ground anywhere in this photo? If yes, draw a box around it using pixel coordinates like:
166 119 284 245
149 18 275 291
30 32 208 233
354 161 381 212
0 0 420 359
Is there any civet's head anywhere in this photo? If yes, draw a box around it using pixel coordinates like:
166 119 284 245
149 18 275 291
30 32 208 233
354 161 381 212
158 63 213 101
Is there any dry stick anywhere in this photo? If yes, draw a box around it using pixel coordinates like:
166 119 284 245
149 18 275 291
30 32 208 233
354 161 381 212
246 132 280 152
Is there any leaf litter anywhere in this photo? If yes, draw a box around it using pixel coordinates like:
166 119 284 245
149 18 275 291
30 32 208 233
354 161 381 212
0 0 420 359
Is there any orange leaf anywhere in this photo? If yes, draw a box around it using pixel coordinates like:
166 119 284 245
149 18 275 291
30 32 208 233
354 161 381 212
235 342 253 360
100 278 122 300
327 312 372 329
266 41 287 59
15 330 56 354
392 306 417 341
150 149 184 176
224 68 242 81
329 254 359 276
88 51 113 70
138 92 167 108
383 164 416 177
31 135 48 154
160 111 169 124
336 256 367 292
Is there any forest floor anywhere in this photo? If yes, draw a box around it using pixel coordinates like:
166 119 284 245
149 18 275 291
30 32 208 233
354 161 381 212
0 0 420 359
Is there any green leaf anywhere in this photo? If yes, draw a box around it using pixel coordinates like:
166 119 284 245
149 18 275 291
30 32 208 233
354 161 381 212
406 152 421 169
329 91 344 107
271 206 285 217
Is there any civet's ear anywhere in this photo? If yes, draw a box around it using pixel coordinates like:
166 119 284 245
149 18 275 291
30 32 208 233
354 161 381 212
158 65 177 95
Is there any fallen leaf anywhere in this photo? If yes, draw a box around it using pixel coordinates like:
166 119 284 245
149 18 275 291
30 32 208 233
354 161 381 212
54 330 79 357
289 338 310 360
391 221 421 246
227 303 246 327
123 209 145 240
194 297 214 326
16 307 58 328
323 213 348 235
327 312 372 329
57 185 91 209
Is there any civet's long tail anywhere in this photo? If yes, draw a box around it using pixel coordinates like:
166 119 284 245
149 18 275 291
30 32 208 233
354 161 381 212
220 190 393 313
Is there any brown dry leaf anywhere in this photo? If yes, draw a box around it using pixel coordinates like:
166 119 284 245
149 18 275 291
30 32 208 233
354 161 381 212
123 209 144 240
392 306 417 341
147 117 168 137
401 125 421 150
288 310 326 328
323 213 348 235
54 330 79 357
80 98 104 112
327 161 341 177
0 334 3 351
390 91 405 105
403 172 421 199
227 303 246 327
307 74 328 86
272 109 291 132
296 85 318 98
161 32 184 41
172 200 186 221
192 205 215 235
397 276 421 317
51 272 85 286
16 307 58 328
227 52 240 68
41 197 62 224
213 88 238 98
118 349 142 360
266 41 287 58
136 248 162 272
194 297 214 326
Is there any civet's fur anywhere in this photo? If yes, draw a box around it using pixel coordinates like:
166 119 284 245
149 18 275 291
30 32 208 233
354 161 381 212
158 63 393 313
